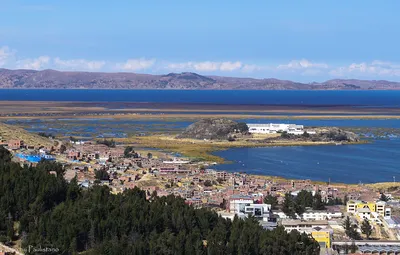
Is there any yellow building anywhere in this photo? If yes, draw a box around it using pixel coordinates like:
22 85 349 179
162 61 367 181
311 231 331 248
347 200 376 214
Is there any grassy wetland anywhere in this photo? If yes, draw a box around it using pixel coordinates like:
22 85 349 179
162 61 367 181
0 100 397 164
114 134 367 163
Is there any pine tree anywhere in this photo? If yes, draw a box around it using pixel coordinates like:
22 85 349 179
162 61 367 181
343 216 352 237
380 193 389 202
343 216 361 240
263 194 278 209
312 193 326 210
282 193 296 218
361 219 372 239
0 150 321 255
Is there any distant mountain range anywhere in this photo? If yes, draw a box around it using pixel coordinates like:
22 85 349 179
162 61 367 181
1 68 400 90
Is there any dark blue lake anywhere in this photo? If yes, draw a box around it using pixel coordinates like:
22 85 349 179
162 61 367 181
0 89 400 107
212 138 400 184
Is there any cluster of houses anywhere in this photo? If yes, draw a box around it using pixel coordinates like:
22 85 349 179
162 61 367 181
217 191 399 250
3 136 400 252
218 192 343 249
0 137 56 163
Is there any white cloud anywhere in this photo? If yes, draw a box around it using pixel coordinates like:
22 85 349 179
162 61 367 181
277 59 328 70
330 61 400 77
117 58 156 71
0 46 15 67
167 62 193 70
54 57 106 71
17 56 50 70
3 44 400 81
167 61 243 72
241 64 269 73
220 61 242 71
193 61 220 71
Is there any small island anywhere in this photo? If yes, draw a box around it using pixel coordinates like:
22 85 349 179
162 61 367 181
124 118 363 163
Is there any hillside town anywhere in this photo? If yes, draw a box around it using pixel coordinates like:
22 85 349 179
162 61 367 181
2 131 400 255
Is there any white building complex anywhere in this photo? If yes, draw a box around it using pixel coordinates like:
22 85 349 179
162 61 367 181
221 195 273 222
247 123 316 135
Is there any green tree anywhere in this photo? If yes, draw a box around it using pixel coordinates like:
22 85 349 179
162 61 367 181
0 146 11 162
296 190 313 208
380 193 389 202
344 195 349 205
282 193 296 218
59 144 67 154
263 194 278 210
312 193 326 210
0 146 320 255
203 180 213 187
361 219 372 239
97 139 116 148
235 122 249 133
95 169 109 181
124 146 134 158
343 216 361 240
327 197 343 205
343 216 352 234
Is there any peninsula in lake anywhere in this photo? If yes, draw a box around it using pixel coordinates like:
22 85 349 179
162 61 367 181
1 68 400 90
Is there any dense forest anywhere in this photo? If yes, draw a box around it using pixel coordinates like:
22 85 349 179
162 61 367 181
0 146 320 254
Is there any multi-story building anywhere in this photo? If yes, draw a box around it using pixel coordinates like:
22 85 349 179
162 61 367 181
8 139 24 150
311 231 331 248
347 200 391 219
347 200 376 214
241 204 272 221
281 219 330 233
227 195 254 213
302 209 342 221
376 201 392 218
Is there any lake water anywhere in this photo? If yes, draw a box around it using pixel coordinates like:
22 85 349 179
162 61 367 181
1 89 400 183
1 89 400 107
212 138 400 184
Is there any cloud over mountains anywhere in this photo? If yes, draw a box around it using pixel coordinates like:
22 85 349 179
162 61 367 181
1 45 400 81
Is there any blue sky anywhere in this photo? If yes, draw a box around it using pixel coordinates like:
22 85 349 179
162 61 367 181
1 0 399 82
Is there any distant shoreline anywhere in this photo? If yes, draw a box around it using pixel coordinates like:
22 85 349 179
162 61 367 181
1 68 400 90
1 101 400 119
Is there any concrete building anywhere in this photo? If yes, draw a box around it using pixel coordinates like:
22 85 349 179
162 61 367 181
347 200 376 214
247 123 304 135
302 209 342 221
376 201 392 218
347 200 391 219
227 195 272 221
240 204 272 221
311 231 332 248
281 219 330 233
228 195 254 213
8 139 24 150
